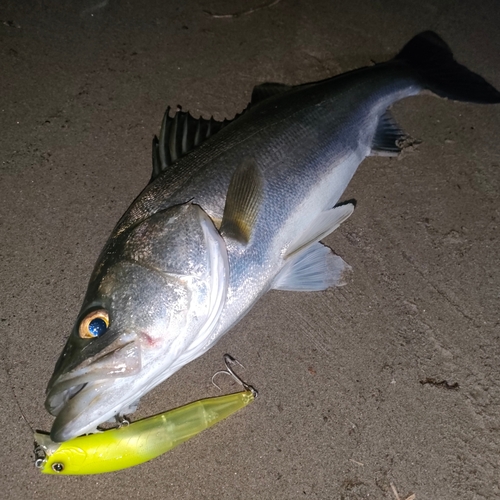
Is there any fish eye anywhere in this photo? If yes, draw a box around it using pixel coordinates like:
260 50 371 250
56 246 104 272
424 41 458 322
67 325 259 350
79 309 109 339
52 462 64 473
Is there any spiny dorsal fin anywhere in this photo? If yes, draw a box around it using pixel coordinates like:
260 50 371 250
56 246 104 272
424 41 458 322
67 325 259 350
149 83 292 182
150 107 233 182
150 82 294 183
220 158 263 244
370 110 407 156
251 82 292 105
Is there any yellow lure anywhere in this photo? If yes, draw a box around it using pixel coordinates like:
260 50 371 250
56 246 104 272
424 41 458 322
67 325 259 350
35 390 254 475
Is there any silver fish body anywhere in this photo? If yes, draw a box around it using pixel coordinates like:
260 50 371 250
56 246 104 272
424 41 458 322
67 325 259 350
46 32 500 441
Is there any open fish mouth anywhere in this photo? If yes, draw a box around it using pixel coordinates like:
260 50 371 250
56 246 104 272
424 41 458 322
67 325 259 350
45 368 117 416
45 343 141 417
46 377 133 442
45 340 144 441
45 370 109 423
45 382 87 417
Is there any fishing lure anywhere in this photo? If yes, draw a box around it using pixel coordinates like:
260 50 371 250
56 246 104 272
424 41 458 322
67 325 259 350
35 355 256 475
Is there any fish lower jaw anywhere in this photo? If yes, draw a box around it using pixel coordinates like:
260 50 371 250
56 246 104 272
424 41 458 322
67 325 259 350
48 382 145 442
45 383 87 417
50 403 121 442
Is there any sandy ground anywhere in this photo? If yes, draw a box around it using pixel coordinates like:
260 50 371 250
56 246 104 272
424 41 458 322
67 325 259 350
1 1 499 499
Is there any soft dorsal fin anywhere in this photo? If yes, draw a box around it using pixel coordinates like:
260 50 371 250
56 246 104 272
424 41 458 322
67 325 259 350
251 82 292 105
150 107 233 182
220 159 263 244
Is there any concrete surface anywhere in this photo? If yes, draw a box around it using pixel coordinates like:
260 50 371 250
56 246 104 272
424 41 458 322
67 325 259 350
1 1 499 498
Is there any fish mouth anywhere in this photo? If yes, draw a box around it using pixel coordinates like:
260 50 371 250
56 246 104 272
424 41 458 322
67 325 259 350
45 382 87 417
45 340 143 441
46 378 128 442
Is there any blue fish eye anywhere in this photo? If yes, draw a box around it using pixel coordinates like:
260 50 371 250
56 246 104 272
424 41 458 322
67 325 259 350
88 318 108 337
79 309 110 339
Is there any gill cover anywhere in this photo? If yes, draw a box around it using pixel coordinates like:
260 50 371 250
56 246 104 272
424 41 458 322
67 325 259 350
45 203 229 441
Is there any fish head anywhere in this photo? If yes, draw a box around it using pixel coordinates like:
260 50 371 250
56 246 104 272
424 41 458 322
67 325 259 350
45 203 228 442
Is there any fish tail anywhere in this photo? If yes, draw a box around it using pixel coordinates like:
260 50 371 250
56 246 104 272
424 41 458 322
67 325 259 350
395 31 500 104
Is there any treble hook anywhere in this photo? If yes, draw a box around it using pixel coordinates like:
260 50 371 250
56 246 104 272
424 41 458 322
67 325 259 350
212 354 258 398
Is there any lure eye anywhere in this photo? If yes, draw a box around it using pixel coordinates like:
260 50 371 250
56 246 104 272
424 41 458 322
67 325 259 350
52 462 64 473
79 309 109 339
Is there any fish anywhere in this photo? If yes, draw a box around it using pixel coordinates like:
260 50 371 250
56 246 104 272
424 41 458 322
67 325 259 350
45 31 500 442
36 389 255 474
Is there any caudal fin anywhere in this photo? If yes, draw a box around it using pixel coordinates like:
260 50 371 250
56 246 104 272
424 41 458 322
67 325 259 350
396 31 500 104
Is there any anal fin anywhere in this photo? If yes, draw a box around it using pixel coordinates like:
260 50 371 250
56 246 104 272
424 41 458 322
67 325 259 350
370 110 407 157
273 242 351 291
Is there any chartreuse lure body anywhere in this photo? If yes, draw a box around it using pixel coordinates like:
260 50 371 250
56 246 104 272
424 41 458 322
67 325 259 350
35 390 254 475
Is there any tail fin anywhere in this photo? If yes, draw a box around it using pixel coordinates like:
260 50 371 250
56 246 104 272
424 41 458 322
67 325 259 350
395 31 500 104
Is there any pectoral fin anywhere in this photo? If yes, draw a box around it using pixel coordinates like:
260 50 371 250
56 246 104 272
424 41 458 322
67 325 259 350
285 203 354 258
220 159 263 244
273 242 351 291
